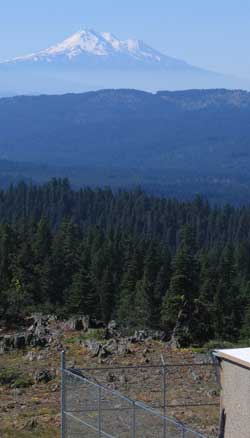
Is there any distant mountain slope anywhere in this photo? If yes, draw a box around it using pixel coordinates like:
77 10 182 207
2 29 193 70
157 88 250 109
1 88 250 203
0 29 241 93
0 88 250 173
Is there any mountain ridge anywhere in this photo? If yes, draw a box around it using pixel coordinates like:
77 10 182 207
0 87 250 168
0 28 200 71
0 28 242 93
1 88 250 203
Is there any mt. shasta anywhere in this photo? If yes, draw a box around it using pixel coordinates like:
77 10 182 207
0 28 245 94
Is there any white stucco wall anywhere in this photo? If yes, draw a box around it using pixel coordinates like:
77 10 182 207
220 360 250 438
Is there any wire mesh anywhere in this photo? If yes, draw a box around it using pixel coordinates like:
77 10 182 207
85 366 164 408
100 386 133 437
64 370 99 432
134 403 174 438
61 353 210 438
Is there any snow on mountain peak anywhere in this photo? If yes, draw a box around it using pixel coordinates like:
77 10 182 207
3 28 167 64
1 28 192 71
126 39 140 52
44 29 109 57
101 32 121 49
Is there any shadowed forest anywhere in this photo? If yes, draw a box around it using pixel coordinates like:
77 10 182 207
0 179 250 346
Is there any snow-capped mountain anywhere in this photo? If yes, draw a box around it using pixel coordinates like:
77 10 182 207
0 28 243 94
2 28 192 70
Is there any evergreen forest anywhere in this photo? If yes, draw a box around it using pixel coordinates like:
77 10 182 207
1 179 250 346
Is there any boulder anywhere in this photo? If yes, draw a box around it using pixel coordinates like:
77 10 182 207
108 320 118 331
119 373 128 385
131 329 167 343
86 340 101 357
102 339 118 355
67 315 90 331
104 320 121 339
25 351 36 362
98 345 112 359
34 369 54 384
117 340 132 356
131 330 148 343
107 372 117 383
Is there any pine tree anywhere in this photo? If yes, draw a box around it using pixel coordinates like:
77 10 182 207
190 252 216 343
213 244 242 340
51 219 81 304
66 266 97 316
99 268 114 323
161 226 198 345
133 274 152 328
116 249 141 325
239 282 250 338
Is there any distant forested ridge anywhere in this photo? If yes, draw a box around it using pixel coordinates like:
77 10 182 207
0 179 250 345
2 89 250 203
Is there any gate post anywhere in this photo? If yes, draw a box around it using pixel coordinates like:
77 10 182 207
98 386 102 438
61 351 66 438
132 401 136 438
162 365 167 437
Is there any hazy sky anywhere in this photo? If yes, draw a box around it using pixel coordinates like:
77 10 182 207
1 0 250 78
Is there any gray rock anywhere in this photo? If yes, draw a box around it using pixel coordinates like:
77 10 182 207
119 373 128 385
104 320 121 339
67 315 90 331
86 340 101 357
51 383 59 392
25 351 36 362
103 339 118 354
99 345 112 359
35 369 54 384
107 372 117 383
131 330 148 343
131 329 166 343
117 341 131 356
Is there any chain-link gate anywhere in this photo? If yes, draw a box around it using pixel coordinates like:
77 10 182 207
61 352 209 438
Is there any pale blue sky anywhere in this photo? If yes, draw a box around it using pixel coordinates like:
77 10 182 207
1 0 250 77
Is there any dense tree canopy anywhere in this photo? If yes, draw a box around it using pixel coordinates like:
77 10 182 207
0 179 250 345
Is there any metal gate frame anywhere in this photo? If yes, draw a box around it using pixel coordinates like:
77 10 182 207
61 351 209 438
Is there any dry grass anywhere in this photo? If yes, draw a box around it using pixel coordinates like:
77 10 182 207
0 329 219 436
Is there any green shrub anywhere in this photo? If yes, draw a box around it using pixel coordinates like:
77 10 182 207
12 375 34 388
0 368 33 388
204 339 250 351
79 328 106 342
190 347 206 354
0 368 20 385
65 329 106 345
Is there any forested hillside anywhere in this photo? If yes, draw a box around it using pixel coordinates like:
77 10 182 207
1 89 250 171
0 179 250 346
2 89 250 203
0 90 250 205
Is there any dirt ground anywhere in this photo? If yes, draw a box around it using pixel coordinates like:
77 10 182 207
0 324 220 437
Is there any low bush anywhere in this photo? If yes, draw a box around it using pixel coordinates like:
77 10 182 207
0 368 33 388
